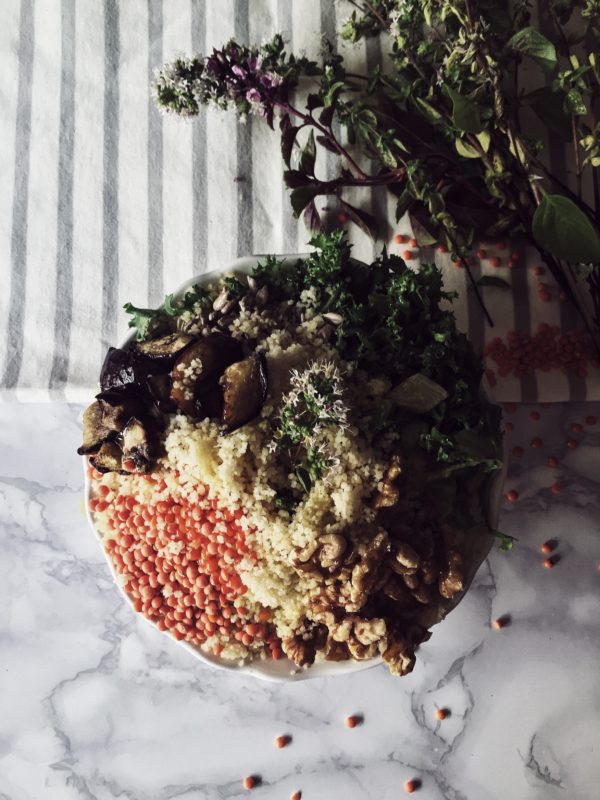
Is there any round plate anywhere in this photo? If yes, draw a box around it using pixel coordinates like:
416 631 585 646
83 254 505 681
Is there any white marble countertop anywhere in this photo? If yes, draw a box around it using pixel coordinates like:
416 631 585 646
1 402 599 800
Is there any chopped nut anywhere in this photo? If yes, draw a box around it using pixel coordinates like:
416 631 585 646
213 289 230 311
318 534 347 570
281 634 317 667
372 457 402 508
438 548 464 599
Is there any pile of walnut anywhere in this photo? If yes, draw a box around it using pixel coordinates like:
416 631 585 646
284 459 465 676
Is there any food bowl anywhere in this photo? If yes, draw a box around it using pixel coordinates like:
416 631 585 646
83 254 505 682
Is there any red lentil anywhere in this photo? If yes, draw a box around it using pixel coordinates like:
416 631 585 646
435 708 448 721
530 410 540 421
408 238 418 248
476 248 487 259
394 233 408 244
402 249 416 261
484 325 598 380
551 482 563 494
541 540 556 555
91 474 281 660
345 715 361 728
492 616 509 630
404 779 421 793
547 455 559 468
543 556 558 569
566 438 578 449
511 446 524 458
506 489 519 503
291 792 302 800
531 437 543 449
275 735 290 748
337 212 348 223
571 422 583 433
489 257 501 268
243 776 257 790
586 415 597 426
504 421 514 433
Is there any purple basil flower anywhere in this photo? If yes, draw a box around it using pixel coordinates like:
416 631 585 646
246 88 262 104
232 64 246 79
260 72 281 89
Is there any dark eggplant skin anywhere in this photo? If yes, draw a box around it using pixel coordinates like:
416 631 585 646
100 348 140 393
170 334 243 417
131 332 195 369
145 373 176 413
220 352 268 432
90 441 123 473
120 417 152 473
78 398 138 455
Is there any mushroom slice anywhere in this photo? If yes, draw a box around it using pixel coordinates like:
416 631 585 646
220 353 268 432
132 332 195 369
77 399 132 455
90 441 123 474
120 417 152 473
170 334 243 417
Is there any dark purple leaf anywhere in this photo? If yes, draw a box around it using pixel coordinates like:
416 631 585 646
299 130 316 176
284 169 311 189
307 93 322 111
303 200 323 232
281 124 300 167
316 135 339 154
319 105 335 128
290 185 322 217
339 200 379 239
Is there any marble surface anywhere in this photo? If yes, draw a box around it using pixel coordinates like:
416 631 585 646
1 402 599 800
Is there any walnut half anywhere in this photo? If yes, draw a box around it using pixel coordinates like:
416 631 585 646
438 548 464 599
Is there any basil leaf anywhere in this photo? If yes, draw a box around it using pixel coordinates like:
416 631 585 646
444 87 483 134
507 26 557 71
532 195 600 263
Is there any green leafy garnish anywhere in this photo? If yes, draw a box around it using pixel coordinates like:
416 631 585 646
494 531 517 551
123 283 211 341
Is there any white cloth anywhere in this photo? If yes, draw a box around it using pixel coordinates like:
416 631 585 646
1 0 598 403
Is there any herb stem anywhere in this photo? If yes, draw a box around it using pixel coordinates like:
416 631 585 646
444 228 494 328
277 100 370 180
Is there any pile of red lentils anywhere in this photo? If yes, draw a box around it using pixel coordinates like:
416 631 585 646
485 324 598 380
87 465 282 660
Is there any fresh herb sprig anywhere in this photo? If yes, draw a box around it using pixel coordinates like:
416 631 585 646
154 3 600 349
272 360 349 493
260 232 502 469
124 284 211 340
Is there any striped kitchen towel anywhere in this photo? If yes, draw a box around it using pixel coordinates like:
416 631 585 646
1 0 598 403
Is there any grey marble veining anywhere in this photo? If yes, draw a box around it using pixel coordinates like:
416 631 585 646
1 403 599 800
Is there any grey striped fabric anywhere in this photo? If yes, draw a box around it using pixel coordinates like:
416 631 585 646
0 0 598 403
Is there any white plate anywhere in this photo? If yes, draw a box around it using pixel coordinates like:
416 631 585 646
84 254 505 682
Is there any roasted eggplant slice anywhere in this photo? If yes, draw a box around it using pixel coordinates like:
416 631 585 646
132 332 195 369
194 384 224 420
170 334 243 416
220 353 268 432
100 347 139 392
120 417 152 473
146 373 176 413
77 398 134 455
90 441 123 473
